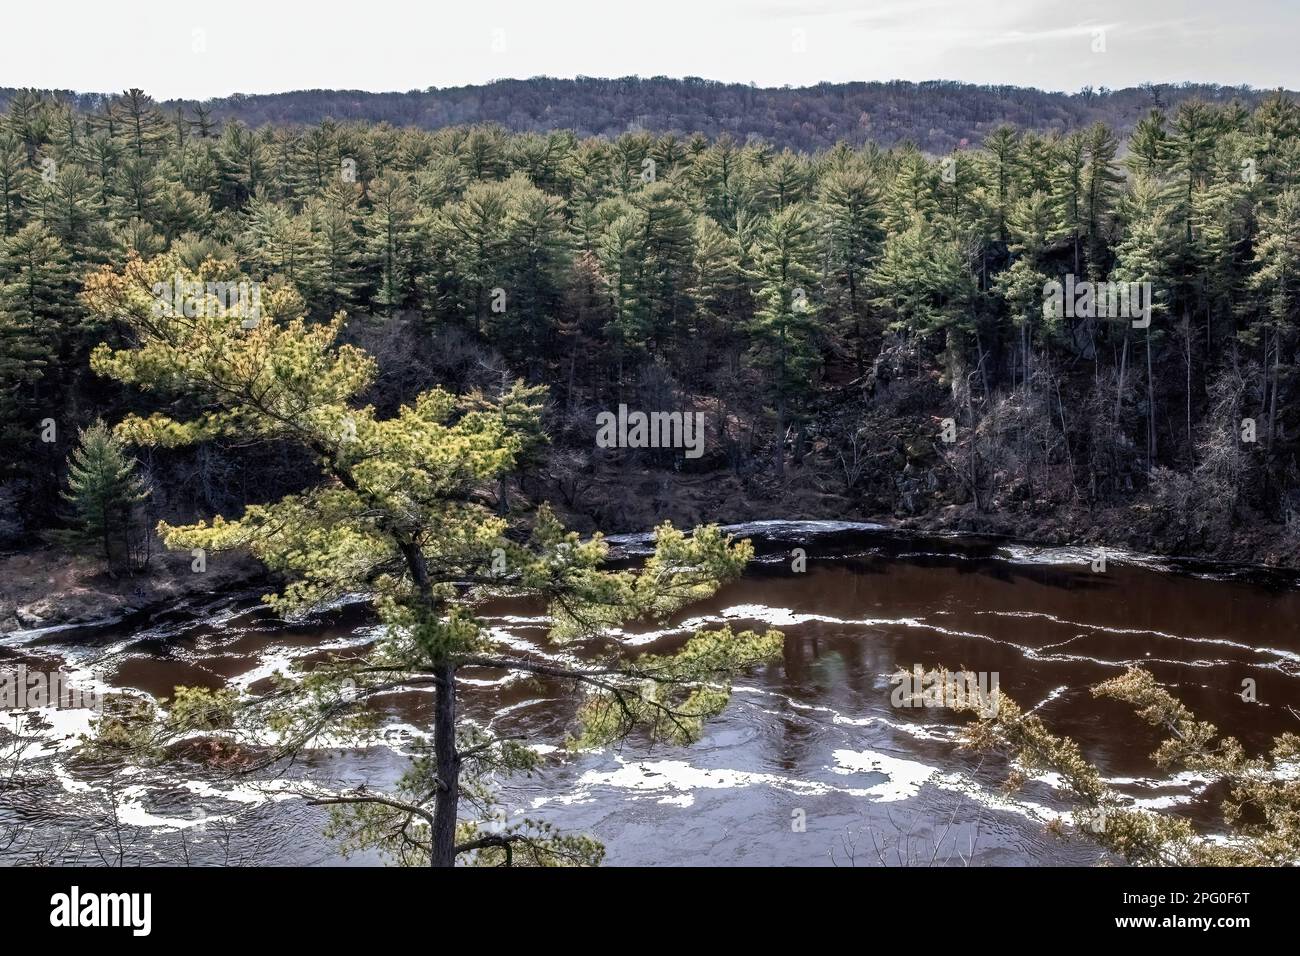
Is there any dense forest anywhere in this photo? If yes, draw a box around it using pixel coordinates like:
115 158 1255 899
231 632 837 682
2 78 1293 153
2 86 1300 564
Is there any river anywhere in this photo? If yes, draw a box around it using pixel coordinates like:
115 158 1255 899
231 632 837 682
2 521 1298 866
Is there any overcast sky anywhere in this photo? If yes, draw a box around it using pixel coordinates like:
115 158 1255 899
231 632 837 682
3 0 1295 100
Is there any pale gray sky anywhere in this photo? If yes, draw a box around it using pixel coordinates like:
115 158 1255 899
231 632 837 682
4 0 1295 99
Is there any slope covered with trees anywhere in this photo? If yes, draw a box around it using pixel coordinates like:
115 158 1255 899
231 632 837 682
1 87 1300 564
2 79 1292 153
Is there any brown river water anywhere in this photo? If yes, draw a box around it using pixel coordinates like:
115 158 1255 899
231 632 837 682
3 521 1299 866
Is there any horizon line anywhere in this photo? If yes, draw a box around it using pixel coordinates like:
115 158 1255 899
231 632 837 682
2 75 1296 105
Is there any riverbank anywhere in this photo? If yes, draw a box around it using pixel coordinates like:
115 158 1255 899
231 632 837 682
0 544 268 636
5 470 1299 635
538 462 1300 570
903 500 1300 570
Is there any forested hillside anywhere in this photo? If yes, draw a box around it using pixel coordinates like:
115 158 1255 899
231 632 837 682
2 87 1300 563
1 79 1293 153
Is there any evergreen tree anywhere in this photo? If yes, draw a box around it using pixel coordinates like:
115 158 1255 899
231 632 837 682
364 172 418 316
85 256 782 866
978 125 1020 242
0 222 78 393
0 134 33 236
747 203 821 474
631 181 696 356
1050 132 1087 275
38 163 105 259
819 163 884 367
883 149 939 234
2 89 52 162
496 176 571 361
308 184 364 316
1247 186 1300 455
61 419 150 568
109 89 168 158
1081 123 1124 280
1112 176 1175 469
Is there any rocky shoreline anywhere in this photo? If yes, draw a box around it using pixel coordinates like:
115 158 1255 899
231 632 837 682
5 483 1298 636
0 544 269 636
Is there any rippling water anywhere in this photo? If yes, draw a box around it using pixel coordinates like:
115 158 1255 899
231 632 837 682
3 523 1298 866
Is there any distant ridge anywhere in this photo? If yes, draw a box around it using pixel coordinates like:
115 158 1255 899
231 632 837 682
2 77 1294 152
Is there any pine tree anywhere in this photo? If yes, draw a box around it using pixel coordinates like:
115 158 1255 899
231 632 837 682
109 89 168 158
0 223 78 410
883 149 939 234
364 172 418 316
1081 123 1124 280
689 135 744 229
595 206 648 366
61 419 149 568
189 103 217 140
83 134 123 215
308 184 364 316
84 255 781 866
111 154 163 225
978 125 1021 242
38 163 105 260
690 214 744 350
1000 190 1059 384
0 298 48 471
0 134 33 237
2 90 51 162
427 178 512 333
1247 187 1300 455
819 163 884 367
218 122 269 206
496 175 571 361
460 127 507 182
753 149 811 212
747 203 821 475
631 181 696 356
1113 176 1175 469
1127 109 1173 179
872 220 975 340
1050 132 1087 275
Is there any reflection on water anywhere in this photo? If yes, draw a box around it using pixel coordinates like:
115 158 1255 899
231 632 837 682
2 525 1297 866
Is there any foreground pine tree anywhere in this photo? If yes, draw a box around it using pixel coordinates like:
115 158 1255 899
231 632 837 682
943 666 1300 864
84 255 782 866
61 419 149 569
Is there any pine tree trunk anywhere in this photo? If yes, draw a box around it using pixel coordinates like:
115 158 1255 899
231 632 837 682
774 398 786 477
1146 324 1157 469
1267 326 1280 454
774 328 787 477
430 662 459 867
1114 331 1127 420
393 539 458 867
1184 312 1193 465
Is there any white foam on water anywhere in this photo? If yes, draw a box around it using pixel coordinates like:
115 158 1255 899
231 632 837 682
542 755 890 806
830 748 946 802
0 707 99 753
